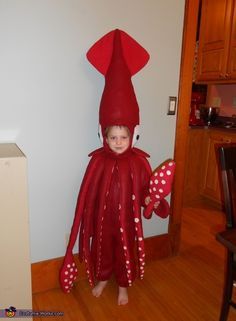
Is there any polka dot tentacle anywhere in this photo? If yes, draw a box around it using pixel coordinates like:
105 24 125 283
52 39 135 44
94 162 116 283
95 201 106 280
59 154 104 293
128 155 149 282
144 160 176 219
132 194 145 280
119 202 134 286
59 254 78 293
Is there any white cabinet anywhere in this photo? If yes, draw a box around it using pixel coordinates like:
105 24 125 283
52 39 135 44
0 144 32 316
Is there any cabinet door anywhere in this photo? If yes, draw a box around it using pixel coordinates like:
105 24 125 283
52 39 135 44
227 0 236 78
197 0 233 82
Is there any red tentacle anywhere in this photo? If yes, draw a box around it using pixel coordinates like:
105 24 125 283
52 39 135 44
67 155 102 251
117 158 135 286
59 152 104 292
93 157 116 279
129 154 151 280
80 154 107 286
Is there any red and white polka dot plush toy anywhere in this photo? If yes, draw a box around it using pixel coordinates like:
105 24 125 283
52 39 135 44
143 159 176 219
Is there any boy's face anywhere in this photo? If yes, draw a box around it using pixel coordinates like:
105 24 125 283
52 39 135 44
106 126 130 154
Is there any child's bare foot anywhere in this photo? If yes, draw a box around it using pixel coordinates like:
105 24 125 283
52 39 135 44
118 286 128 305
92 280 108 297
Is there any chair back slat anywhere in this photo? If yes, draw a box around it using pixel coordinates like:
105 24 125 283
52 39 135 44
218 143 236 229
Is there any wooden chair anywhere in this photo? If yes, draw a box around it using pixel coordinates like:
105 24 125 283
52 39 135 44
216 143 236 321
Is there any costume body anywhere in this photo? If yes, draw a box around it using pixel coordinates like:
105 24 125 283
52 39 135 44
77 146 151 287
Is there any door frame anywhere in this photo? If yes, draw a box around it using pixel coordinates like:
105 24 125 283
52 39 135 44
168 0 200 254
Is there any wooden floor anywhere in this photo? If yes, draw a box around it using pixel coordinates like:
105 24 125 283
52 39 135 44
33 202 236 321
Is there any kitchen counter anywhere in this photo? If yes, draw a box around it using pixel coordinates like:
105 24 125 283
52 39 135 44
190 115 236 131
190 125 236 132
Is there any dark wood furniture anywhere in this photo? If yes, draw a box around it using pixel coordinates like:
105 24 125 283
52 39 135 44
216 143 236 321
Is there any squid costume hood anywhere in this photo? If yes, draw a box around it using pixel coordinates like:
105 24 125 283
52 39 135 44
59 29 175 293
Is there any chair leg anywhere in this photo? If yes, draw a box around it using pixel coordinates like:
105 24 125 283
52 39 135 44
219 251 234 321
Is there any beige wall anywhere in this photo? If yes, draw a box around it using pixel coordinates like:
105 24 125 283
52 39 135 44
0 0 185 262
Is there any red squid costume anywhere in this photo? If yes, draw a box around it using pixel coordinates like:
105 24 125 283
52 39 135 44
59 29 175 293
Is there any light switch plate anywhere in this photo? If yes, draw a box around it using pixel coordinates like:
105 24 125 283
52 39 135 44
167 96 177 115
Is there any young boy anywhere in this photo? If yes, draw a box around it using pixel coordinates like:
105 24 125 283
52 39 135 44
60 29 168 306
92 125 131 305
105 126 130 155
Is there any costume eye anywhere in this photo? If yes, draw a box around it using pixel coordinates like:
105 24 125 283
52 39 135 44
98 124 103 144
132 125 140 147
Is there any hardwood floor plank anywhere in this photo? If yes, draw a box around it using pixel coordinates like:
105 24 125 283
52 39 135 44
33 289 88 321
32 203 236 320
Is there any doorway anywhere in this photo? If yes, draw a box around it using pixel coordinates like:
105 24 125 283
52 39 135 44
169 0 225 256
168 0 201 254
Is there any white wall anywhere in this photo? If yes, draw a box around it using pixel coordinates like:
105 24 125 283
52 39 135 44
0 0 185 263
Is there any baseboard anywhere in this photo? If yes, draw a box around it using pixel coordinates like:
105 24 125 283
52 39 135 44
31 233 171 294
